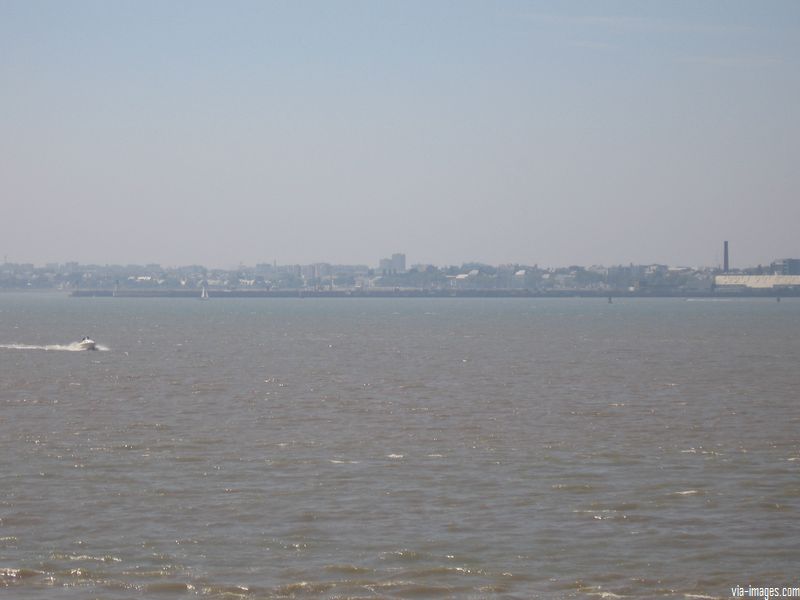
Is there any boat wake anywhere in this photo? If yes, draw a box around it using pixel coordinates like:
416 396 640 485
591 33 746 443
0 342 110 352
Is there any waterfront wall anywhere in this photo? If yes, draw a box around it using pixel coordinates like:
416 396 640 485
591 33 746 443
70 288 800 299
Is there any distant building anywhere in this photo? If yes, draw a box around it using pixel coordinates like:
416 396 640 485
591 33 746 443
715 275 800 289
772 258 800 276
314 263 332 278
301 264 316 280
391 253 406 273
378 253 406 274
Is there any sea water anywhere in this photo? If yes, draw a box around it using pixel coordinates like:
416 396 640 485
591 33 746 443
1 294 798 598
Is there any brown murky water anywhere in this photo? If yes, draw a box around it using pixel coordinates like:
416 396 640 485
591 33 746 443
1 295 798 598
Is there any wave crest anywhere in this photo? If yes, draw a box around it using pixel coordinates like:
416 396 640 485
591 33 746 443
0 343 109 352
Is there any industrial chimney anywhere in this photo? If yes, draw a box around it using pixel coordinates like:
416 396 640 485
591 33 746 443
723 241 729 273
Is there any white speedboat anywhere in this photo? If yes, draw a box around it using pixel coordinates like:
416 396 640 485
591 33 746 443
77 336 97 351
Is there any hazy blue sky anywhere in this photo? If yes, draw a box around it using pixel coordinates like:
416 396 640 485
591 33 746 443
1 1 798 268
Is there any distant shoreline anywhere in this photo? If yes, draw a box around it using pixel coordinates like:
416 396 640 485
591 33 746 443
63 288 799 299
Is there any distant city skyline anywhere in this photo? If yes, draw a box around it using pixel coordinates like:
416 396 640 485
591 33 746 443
2 1 799 269
1 242 796 272
2 237 794 270
5 252 800 297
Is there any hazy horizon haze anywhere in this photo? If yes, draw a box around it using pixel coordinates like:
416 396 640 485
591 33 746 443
2 1 798 269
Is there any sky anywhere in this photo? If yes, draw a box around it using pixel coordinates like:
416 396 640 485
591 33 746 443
1 1 798 269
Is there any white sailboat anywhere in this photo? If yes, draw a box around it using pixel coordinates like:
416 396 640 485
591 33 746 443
200 286 209 300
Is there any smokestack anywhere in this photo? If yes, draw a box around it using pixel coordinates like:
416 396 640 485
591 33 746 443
724 241 729 273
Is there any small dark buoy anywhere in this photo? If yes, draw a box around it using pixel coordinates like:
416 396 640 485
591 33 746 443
608 296 613 304
777 297 781 303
